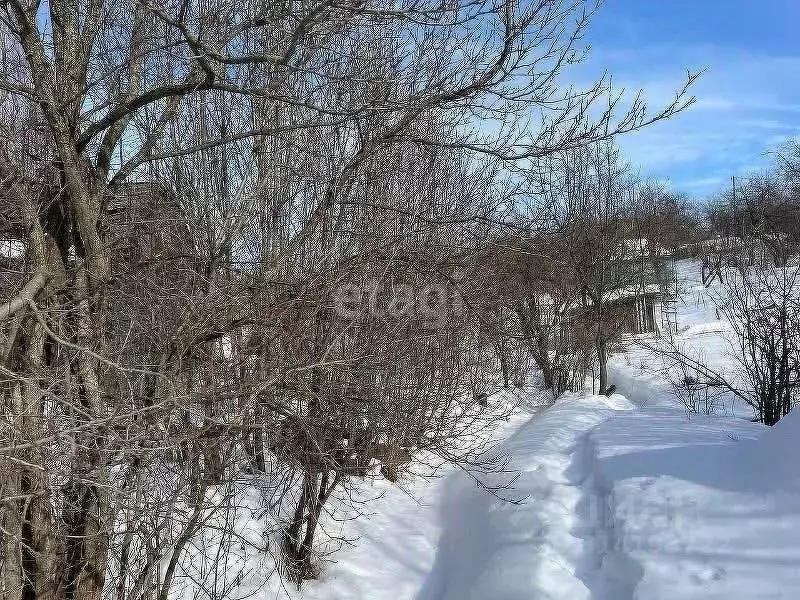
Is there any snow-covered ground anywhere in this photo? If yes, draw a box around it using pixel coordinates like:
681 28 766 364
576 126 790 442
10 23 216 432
590 404 800 599
610 258 750 416
250 259 800 599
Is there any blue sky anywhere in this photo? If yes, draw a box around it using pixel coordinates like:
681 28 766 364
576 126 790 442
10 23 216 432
577 0 800 198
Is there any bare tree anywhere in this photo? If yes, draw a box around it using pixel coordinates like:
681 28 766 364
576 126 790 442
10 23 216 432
642 263 800 426
486 141 688 398
715 265 800 425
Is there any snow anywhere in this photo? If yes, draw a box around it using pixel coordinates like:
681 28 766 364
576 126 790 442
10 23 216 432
297 463 444 600
253 394 635 600
590 410 800 599
181 259 800 599
738 409 800 491
256 391 538 600
417 394 635 600
0 238 24 259
276 387 800 600
616 238 671 259
608 259 751 416
600 283 662 303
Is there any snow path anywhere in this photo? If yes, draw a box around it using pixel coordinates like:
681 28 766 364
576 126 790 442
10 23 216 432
571 432 644 600
416 395 638 600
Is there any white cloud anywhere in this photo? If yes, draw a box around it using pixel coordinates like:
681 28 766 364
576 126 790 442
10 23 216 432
570 44 800 197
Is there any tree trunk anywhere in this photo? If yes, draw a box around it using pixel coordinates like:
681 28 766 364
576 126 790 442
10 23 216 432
495 340 510 388
596 334 609 395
